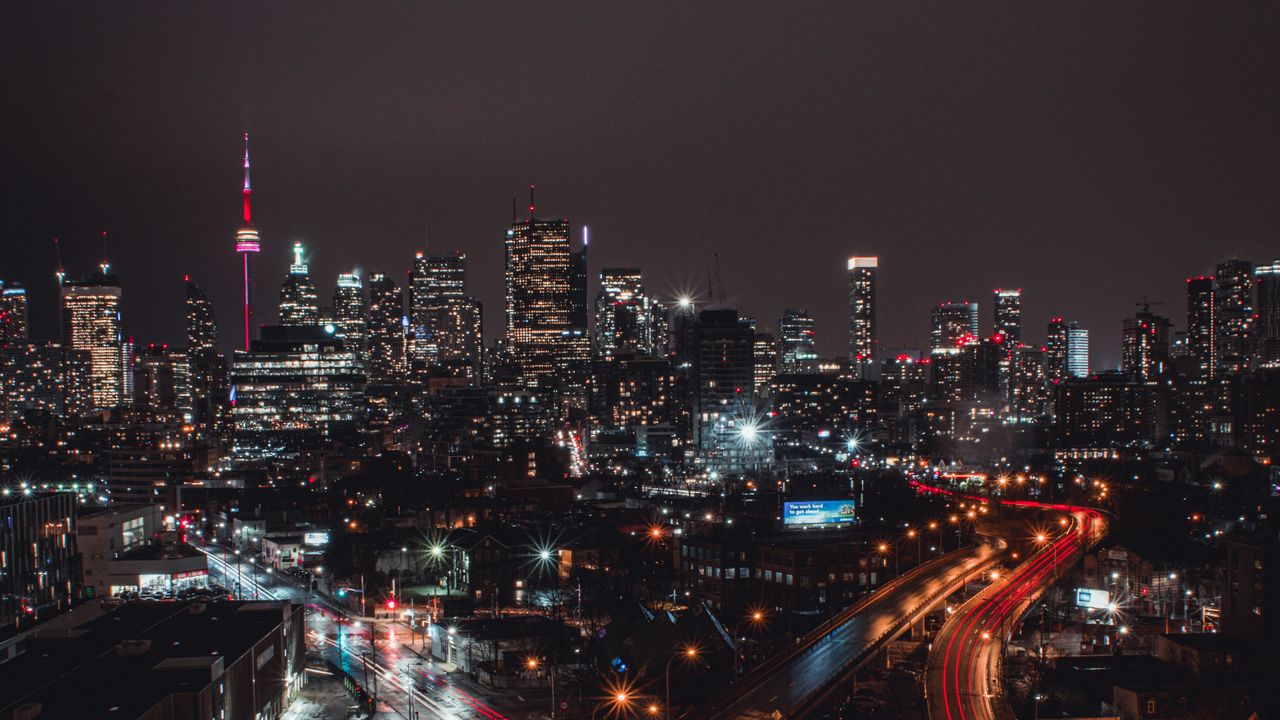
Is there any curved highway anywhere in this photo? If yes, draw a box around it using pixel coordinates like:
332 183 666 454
699 541 1005 720
923 495 1106 720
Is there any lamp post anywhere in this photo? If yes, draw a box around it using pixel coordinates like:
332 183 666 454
665 645 698 720
593 693 630 719
907 529 921 566
528 657 557 719
234 549 243 600
731 610 766 680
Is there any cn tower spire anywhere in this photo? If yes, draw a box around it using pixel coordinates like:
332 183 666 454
242 132 253 225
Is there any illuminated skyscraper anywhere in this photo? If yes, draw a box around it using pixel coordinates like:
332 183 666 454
593 267 665 357
279 242 320 326
133 344 192 423
1185 275 1216 377
1214 259 1254 374
686 309 761 472
366 272 405 382
753 331 778 396
778 307 818 373
993 288 1021 342
0 342 69 422
234 133 261 351
847 257 877 372
504 191 589 386
0 281 28 345
185 277 217 354
409 251 483 379
1066 324 1089 379
60 268 124 411
1045 318 1068 382
1257 259 1280 368
332 272 367 353
1123 306 1171 381
931 302 979 351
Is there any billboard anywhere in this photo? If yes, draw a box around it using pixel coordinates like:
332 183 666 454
783 500 857 527
1075 588 1111 610
304 531 330 547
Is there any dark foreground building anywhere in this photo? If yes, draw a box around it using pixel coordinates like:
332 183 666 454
0 599 306 720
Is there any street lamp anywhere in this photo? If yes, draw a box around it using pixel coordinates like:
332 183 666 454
731 609 766 679
593 692 632 719
666 645 699 720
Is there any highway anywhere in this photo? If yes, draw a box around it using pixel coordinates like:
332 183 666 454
923 496 1106 720
698 541 1005 720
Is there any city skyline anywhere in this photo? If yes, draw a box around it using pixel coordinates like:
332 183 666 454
11 3 1280 367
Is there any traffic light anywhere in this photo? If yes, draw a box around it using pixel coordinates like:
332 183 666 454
337 587 348 598
386 597 397 610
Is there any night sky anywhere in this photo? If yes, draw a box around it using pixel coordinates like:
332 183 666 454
10 3 1280 367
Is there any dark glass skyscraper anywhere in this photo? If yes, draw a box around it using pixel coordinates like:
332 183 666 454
593 268 665 357
185 277 217 354
1257 259 1280 369
778 307 818 373
1123 306 1171 381
1185 275 1215 377
410 251 484 380
931 302 979 351
993 288 1021 342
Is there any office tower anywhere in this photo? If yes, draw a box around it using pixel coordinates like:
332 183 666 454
409 251 463 366
686 309 760 471
367 272 405 382
409 251 483 380
569 230 590 362
1066 324 1089 378
332 272 367 352
60 268 124 412
847 257 877 373
230 326 366 456
753 332 778 396
1185 275 1216 377
504 194 589 386
993 288 1022 342
1257 259 1280 368
279 242 320 326
234 133 261 351
778 308 818 373
185 276 217 354
1214 259 1254 374
593 268 666 357
133 344 192 423
931 302 979 351
0 281 28 345
1123 306 1171 381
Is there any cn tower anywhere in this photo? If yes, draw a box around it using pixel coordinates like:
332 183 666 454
234 133 261 350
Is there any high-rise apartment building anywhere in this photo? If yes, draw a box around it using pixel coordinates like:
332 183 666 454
279 242 320 326
1123 307 1171 381
504 200 589 386
332 272 367 353
133 344 193 423
0 281 29 345
1046 317 1089 381
686 309 760 471
778 308 818 374
1257 259 1280 368
367 272 405 382
1214 259 1254 374
593 268 665 357
1185 275 1216 377
931 302 979 351
1066 324 1090 379
61 269 125 412
847 257 877 373
993 288 1022 342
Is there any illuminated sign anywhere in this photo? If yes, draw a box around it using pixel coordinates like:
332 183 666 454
1075 588 1111 610
304 532 330 547
783 500 857 526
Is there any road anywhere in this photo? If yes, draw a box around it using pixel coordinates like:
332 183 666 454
698 542 1005 720
200 544 511 720
924 500 1105 720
